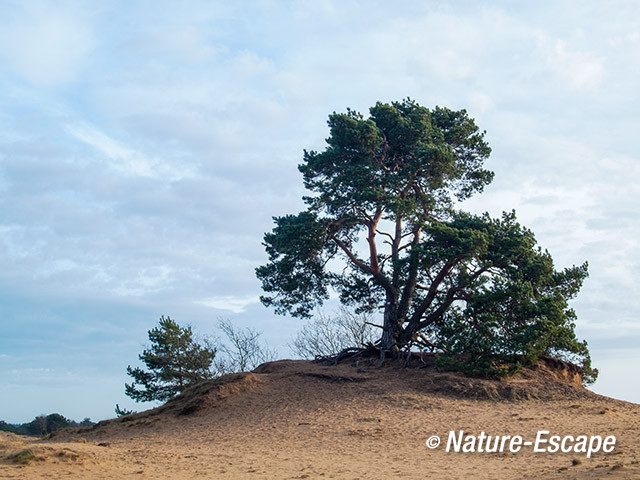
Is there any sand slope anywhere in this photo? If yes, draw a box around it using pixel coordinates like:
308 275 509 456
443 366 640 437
2 357 639 479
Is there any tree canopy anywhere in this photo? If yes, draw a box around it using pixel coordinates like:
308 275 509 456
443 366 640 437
256 99 596 382
125 316 216 402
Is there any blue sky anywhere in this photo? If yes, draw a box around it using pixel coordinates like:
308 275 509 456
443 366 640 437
1 0 639 423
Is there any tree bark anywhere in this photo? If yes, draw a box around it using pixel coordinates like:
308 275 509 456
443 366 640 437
379 290 401 354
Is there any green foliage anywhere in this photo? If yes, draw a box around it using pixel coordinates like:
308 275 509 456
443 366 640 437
258 99 494 319
256 212 336 318
18 416 47 436
2 413 91 436
0 420 19 434
125 316 216 402
79 417 94 427
8 448 38 465
423 211 596 384
256 98 596 384
41 413 70 434
114 404 137 417
434 354 522 379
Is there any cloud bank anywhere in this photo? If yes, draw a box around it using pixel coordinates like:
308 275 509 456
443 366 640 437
1 0 639 422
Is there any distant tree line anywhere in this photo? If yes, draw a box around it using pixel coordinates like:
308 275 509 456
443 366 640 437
0 414 94 436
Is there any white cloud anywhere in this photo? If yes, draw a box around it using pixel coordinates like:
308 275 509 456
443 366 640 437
121 26 222 64
112 265 175 297
197 295 259 314
3 1 640 422
467 91 495 113
0 2 93 85
66 123 194 179
540 37 605 91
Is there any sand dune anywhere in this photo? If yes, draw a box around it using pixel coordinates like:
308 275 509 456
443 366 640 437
2 357 639 479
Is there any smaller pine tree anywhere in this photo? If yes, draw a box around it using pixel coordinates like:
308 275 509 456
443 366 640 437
125 316 216 402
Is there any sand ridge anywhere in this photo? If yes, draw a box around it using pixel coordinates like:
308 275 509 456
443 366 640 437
2 358 639 479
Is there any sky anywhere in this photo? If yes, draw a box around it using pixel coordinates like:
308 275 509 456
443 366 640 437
1 0 639 423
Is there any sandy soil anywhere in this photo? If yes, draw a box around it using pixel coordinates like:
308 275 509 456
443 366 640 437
2 357 639 479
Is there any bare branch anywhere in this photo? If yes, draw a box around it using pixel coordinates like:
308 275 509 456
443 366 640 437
365 321 384 329
291 308 378 359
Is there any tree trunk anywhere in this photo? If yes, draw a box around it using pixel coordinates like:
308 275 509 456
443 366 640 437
397 321 418 348
379 291 401 354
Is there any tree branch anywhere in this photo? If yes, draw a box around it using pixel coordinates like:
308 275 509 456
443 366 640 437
330 234 372 274
365 321 384 329
397 226 423 320
391 215 403 286
330 233 394 294
375 229 395 242
408 258 458 325
416 288 457 330
367 207 383 274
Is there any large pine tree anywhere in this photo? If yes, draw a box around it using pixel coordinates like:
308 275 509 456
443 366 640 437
256 99 596 382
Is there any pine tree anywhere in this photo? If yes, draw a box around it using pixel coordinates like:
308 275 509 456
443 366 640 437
256 99 596 383
125 316 216 402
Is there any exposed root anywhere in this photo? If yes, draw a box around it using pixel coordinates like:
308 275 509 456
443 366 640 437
299 372 368 383
314 344 381 365
314 343 416 368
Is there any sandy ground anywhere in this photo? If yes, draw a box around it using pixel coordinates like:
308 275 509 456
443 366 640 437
1 358 639 479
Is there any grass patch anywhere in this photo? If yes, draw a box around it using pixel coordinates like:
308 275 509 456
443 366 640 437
56 448 81 461
7 448 41 465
